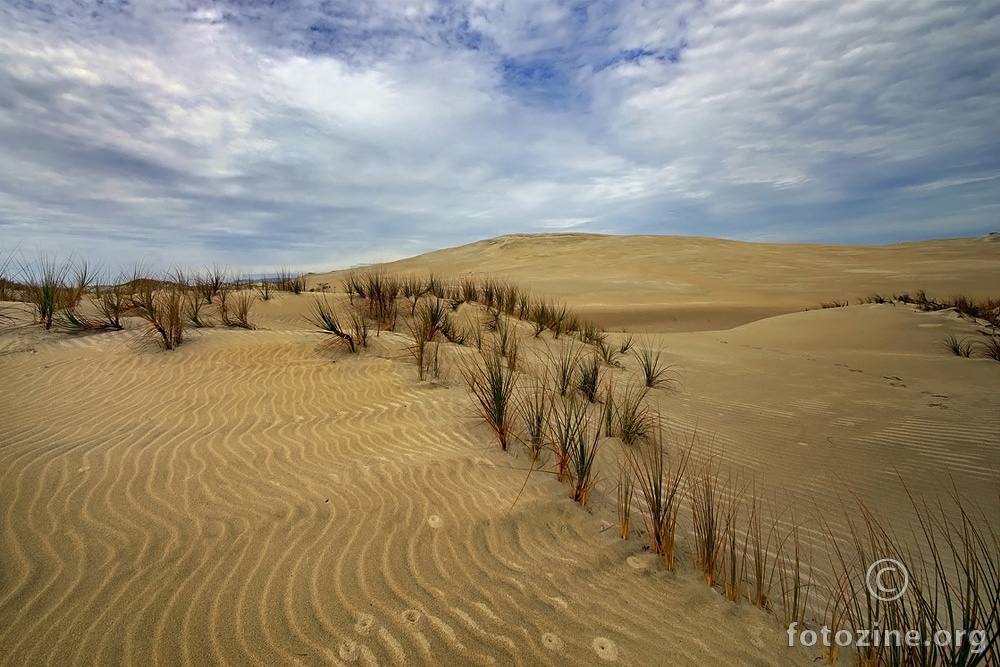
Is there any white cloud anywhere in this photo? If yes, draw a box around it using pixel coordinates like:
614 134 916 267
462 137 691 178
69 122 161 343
0 0 997 271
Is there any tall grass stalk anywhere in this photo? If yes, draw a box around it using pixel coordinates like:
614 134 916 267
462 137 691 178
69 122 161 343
616 454 633 540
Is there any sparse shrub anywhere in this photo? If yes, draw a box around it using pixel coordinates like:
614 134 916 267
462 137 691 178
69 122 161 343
820 300 849 309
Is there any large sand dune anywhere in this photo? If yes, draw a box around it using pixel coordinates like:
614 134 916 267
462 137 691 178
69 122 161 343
1 234 997 666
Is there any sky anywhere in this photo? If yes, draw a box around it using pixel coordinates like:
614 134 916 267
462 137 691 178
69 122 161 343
1 0 998 272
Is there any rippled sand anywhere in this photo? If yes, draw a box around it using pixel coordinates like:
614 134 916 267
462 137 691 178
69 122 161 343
2 234 997 665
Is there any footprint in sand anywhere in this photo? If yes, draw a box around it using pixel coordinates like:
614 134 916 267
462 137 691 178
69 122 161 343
355 614 375 636
593 637 619 661
428 515 443 529
541 632 564 651
401 609 422 624
626 556 647 570
338 639 360 661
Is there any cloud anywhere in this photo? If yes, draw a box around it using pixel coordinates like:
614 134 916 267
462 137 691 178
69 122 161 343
0 0 997 271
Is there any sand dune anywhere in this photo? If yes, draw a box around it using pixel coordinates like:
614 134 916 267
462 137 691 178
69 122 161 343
313 234 999 331
1 234 997 666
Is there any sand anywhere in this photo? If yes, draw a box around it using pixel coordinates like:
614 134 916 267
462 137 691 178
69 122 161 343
1 234 997 666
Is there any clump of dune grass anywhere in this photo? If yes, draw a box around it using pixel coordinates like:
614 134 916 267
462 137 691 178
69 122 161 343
0 249 16 321
720 477 747 603
134 275 185 349
579 320 606 347
861 293 890 304
518 379 550 461
90 269 139 330
633 344 675 389
568 419 602 507
361 269 399 331
615 382 652 445
229 284 257 329
306 296 356 353
820 299 849 309
577 353 601 402
275 267 306 294
743 482 780 610
690 455 730 587
598 339 621 366
549 396 588 482
776 516 811 630
409 298 458 378
488 312 519 361
196 264 226 304
551 342 582 396
626 426 690 569
255 277 274 301
402 274 427 315
20 255 74 329
463 348 518 451
818 483 999 667
975 334 1000 361
942 334 975 357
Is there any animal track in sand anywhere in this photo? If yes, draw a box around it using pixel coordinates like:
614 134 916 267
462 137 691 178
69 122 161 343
593 636 619 661
401 609 421 624
541 632 564 651
427 515 443 528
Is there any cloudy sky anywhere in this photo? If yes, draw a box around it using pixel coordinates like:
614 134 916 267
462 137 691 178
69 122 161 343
1 0 998 271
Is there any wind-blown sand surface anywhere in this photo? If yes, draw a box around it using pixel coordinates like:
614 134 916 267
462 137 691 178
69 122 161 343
1 234 997 666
